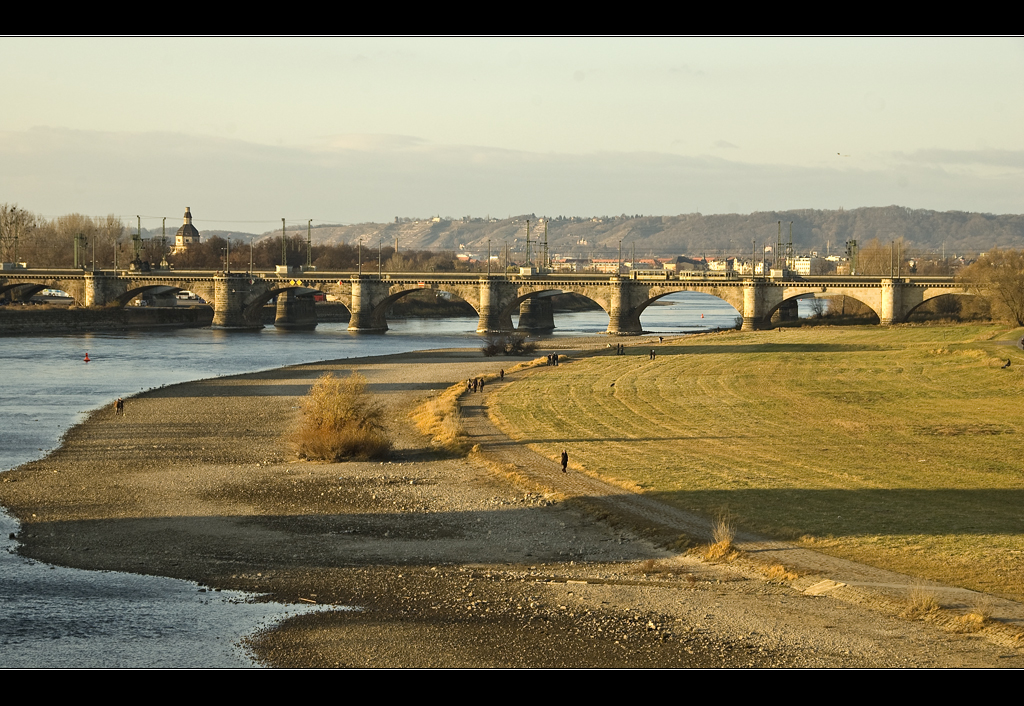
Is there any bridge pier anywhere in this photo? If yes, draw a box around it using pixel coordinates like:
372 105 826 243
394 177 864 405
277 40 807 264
606 278 643 335
477 278 517 333
880 279 900 325
742 282 767 331
83 271 115 307
213 274 263 329
517 297 555 331
275 289 317 330
348 276 390 332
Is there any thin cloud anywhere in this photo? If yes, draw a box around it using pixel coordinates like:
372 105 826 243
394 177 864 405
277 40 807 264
1 128 1023 228
894 149 1024 169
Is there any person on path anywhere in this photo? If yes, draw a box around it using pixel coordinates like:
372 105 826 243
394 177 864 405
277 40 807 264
500 369 504 381
561 449 568 473
114 398 124 416
473 378 479 393
479 378 485 392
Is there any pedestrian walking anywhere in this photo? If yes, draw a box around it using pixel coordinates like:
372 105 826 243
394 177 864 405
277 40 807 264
500 369 505 381
479 378 485 392
561 449 568 473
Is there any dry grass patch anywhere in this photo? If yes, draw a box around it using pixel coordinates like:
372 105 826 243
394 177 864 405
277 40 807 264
762 563 799 582
412 381 469 454
293 373 391 461
949 612 989 634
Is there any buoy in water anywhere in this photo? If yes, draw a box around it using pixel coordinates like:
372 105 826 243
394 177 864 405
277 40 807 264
701 313 704 319
84 353 90 362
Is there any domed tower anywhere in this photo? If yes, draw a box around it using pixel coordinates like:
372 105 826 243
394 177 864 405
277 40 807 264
172 207 201 254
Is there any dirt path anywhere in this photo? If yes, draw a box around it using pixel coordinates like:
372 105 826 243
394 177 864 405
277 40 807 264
1 347 1021 667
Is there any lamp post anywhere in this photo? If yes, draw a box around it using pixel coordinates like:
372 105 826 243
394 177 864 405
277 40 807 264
281 218 287 268
487 239 491 277
358 239 362 275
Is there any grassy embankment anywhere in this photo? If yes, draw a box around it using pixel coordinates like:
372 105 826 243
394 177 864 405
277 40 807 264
489 324 1024 601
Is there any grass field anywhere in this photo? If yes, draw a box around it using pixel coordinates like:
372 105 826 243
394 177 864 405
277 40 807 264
489 323 1024 601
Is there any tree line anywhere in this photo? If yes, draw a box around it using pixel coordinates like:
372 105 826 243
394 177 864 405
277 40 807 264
0 206 476 273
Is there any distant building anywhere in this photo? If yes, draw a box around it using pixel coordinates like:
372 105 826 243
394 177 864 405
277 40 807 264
172 207 201 254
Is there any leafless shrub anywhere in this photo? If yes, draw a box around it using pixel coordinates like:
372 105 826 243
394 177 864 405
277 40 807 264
901 584 941 619
293 373 391 461
701 516 737 562
482 333 538 357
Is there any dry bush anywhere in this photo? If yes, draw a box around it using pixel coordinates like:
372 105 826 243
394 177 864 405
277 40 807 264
293 373 391 461
901 585 941 619
482 333 538 357
701 516 737 562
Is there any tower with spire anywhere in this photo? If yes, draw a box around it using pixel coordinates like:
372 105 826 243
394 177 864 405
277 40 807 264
171 207 201 254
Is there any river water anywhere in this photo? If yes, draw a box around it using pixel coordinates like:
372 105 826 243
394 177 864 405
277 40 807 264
0 293 773 667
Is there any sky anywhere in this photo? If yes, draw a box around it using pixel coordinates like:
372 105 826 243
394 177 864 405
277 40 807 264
1 37 1023 233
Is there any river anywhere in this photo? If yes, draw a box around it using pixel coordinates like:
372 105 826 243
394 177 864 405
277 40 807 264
0 293 781 667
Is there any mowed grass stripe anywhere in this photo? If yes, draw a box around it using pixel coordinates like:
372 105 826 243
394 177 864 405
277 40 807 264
491 324 1024 600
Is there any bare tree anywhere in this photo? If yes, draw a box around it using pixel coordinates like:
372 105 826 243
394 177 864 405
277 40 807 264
0 204 34 263
959 249 1024 326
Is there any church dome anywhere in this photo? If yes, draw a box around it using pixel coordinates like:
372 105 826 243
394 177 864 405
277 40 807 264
172 207 201 254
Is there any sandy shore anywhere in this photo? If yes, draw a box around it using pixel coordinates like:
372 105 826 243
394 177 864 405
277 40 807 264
2 345 1021 667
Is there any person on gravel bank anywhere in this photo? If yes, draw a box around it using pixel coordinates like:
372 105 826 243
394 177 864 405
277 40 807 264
561 449 568 473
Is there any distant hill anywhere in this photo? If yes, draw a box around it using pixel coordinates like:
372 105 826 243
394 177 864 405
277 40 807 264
248 207 1024 259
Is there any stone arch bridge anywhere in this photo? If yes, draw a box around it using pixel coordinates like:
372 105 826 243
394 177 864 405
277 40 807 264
0 269 971 334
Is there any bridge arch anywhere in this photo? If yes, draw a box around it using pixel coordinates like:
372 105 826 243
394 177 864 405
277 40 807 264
241 285 325 319
769 285 884 327
761 292 882 324
0 278 88 306
903 290 978 320
636 289 742 331
365 283 481 331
